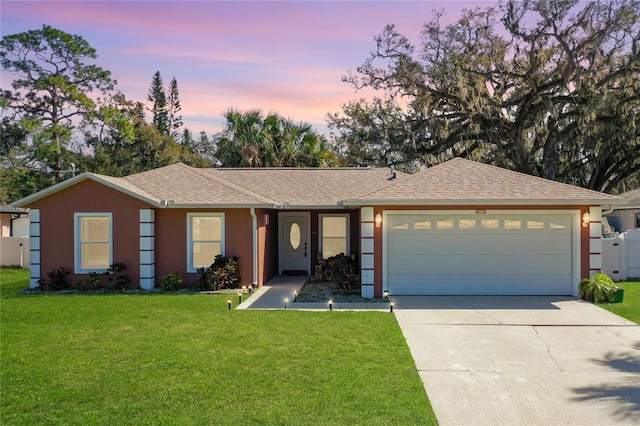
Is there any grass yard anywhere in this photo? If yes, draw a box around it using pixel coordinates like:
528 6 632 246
599 281 640 324
0 268 437 425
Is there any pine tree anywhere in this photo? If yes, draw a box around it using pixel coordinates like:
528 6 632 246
147 71 168 135
167 77 183 139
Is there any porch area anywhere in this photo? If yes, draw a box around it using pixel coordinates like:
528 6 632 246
238 275 388 311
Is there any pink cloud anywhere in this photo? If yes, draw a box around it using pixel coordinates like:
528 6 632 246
2 0 499 137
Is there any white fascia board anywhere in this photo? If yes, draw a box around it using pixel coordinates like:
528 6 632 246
279 205 352 210
167 203 276 209
341 198 625 207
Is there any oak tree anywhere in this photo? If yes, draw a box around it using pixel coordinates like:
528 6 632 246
331 0 640 192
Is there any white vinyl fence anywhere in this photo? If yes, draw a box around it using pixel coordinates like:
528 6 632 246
602 230 640 281
0 237 30 268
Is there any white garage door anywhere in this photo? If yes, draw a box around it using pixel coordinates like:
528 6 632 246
385 213 574 295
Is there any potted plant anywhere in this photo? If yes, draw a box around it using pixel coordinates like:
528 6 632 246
580 272 618 303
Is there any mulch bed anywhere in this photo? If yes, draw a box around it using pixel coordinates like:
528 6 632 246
295 280 385 303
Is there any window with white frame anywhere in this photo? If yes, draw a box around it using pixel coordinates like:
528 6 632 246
74 213 113 273
187 213 224 272
319 214 349 258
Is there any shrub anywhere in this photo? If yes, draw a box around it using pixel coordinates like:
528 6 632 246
73 272 102 291
104 263 131 291
580 272 617 303
320 253 360 293
37 267 71 291
161 272 183 291
87 271 103 290
197 255 241 290
73 279 86 291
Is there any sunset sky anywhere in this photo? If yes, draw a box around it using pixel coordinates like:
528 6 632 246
1 1 496 136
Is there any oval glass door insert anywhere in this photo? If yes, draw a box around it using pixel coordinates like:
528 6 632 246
289 222 301 250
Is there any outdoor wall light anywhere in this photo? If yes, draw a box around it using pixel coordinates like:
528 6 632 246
375 212 383 228
328 298 333 311
389 300 395 313
283 297 289 310
227 298 232 310
582 212 590 228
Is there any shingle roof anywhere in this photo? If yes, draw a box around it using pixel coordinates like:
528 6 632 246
211 167 404 207
615 188 640 208
123 163 276 206
344 158 622 206
12 158 623 208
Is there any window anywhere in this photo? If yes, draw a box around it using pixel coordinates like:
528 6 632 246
636 213 640 228
320 214 349 259
504 219 522 229
458 219 477 230
187 213 224 272
75 213 112 274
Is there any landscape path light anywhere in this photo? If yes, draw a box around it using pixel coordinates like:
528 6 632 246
227 298 232 310
389 300 395 313
328 298 333 311
283 297 289 310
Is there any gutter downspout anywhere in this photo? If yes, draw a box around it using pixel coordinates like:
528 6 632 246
250 208 258 287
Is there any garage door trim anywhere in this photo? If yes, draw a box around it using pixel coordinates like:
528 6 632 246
382 209 581 297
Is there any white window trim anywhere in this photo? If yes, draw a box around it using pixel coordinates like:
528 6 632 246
187 212 225 273
74 212 113 274
319 213 350 259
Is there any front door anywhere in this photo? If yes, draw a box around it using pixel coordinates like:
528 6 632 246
279 212 310 274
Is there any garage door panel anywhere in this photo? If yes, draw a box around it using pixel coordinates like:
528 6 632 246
385 213 574 296
387 253 570 276
389 275 573 295
388 234 570 255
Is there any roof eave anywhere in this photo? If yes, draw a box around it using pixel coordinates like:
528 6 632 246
165 203 276 209
612 205 639 210
341 198 625 207
279 204 354 210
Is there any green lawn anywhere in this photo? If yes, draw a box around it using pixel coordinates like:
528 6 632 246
599 281 640 324
0 268 437 425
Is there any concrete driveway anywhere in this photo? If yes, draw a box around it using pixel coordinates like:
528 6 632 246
393 296 640 425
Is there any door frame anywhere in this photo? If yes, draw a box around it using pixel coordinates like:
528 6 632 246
278 211 311 274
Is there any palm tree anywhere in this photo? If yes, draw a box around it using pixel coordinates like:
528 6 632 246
214 109 339 168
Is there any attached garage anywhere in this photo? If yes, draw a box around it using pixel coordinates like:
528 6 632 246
383 211 579 295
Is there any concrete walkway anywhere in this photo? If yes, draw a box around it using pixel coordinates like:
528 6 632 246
238 275 389 311
393 296 640 425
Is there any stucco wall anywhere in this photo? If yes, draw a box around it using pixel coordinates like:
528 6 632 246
1 214 10 237
24 179 149 287
25 180 258 289
154 208 254 288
